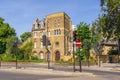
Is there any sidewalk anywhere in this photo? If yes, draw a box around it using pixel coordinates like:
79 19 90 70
0 66 93 77
0 62 120 76
83 63 120 72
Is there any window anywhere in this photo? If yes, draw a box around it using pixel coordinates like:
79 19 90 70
40 32 43 38
54 30 56 35
54 29 61 35
40 53 44 59
46 31 50 37
34 42 37 48
35 23 38 29
34 52 37 56
34 32 37 38
57 18 60 26
41 42 43 48
40 21 44 29
55 42 59 46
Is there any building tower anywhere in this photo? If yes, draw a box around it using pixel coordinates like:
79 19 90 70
32 12 72 61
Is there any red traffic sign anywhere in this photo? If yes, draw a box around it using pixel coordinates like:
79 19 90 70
75 40 82 47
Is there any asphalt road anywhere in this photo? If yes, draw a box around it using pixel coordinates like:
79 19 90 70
1 63 120 80
0 70 70 80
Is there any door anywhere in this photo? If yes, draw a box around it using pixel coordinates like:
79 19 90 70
55 51 60 61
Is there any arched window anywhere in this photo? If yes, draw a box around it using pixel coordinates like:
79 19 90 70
34 42 37 48
40 21 44 29
34 32 37 38
39 51 44 59
35 23 38 29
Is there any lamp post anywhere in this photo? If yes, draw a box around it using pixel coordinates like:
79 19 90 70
14 38 18 69
46 20 50 69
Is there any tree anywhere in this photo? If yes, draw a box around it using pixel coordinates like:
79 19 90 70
6 36 17 54
0 17 16 54
100 0 120 41
76 22 96 61
20 32 31 42
20 41 33 60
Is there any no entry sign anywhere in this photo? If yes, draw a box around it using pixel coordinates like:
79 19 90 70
75 40 82 47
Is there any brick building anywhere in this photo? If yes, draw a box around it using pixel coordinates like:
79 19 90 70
31 12 72 61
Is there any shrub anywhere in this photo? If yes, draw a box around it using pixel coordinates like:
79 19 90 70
31 55 38 60
108 50 118 55
0 53 16 61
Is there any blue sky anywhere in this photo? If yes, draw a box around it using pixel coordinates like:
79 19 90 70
0 0 101 37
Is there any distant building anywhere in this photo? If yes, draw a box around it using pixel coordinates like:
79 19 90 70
72 25 77 31
31 12 72 61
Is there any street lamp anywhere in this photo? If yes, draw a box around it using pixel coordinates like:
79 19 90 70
14 37 18 69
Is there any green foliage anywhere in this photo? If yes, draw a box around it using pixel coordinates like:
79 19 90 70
6 36 17 54
20 32 31 42
108 50 118 55
19 41 33 60
31 55 38 60
77 22 91 41
0 53 16 61
76 22 96 61
0 41 6 54
91 22 102 42
99 0 120 40
0 17 16 54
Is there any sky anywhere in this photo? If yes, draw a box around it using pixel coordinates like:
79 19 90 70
0 0 101 37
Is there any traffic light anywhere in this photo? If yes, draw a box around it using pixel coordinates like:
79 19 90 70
42 35 46 46
47 40 51 45
73 30 77 41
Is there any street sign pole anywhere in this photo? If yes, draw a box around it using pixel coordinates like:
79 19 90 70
75 40 82 72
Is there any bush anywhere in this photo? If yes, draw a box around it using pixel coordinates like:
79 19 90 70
31 55 38 60
0 53 16 61
108 50 118 55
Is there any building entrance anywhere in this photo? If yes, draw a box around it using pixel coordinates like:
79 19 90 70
55 51 60 61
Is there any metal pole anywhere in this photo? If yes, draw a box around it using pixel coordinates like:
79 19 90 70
16 41 18 69
79 47 82 72
87 46 90 67
0 56 1 68
73 43 75 72
87 54 90 67
47 52 50 69
14 38 18 69
118 39 120 63
46 20 50 69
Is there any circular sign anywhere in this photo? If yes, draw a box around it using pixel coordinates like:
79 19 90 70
75 40 82 47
